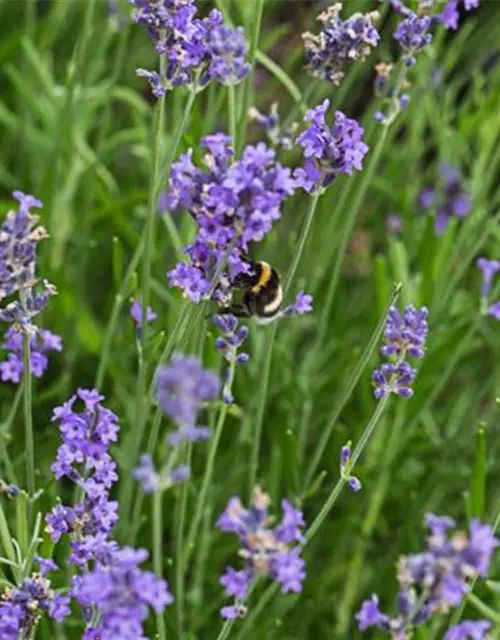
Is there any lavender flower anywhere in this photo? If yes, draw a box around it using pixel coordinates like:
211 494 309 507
386 214 402 234
444 620 491 640
283 291 314 315
0 479 20 496
130 298 157 327
217 486 306 617
372 305 428 400
0 574 70 639
131 2 249 96
0 325 62 383
72 546 173 638
441 0 480 30
221 604 248 620
419 164 472 234
166 133 296 304
340 442 362 491
356 515 499 636
133 453 190 493
156 353 220 445
477 258 500 299
394 12 433 66
46 389 120 560
294 99 368 194
0 192 57 329
303 3 380 86
248 103 297 150
488 302 500 320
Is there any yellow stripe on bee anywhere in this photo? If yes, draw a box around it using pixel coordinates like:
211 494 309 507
251 261 272 292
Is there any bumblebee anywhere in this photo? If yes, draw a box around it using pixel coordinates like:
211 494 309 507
219 259 283 322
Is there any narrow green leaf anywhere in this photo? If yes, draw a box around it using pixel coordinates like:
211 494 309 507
374 254 391 318
15 492 28 555
112 236 125 290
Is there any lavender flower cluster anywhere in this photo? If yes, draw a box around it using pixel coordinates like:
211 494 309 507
0 568 70 639
45 389 173 637
166 133 296 303
217 486 306 619
372 305 428 399
356 514 498 637
303 3 380 85
394 11 433 66
0 192 56 330
419 164 472 235
0 325 62 383
294 99 369 194
131 0 250 96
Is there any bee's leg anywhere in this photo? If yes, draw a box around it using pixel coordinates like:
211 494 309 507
217 304 252 318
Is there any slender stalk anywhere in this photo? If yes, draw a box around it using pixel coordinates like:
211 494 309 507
0 383 23 484
314 126 390 352
237 0 264 154
303 283 401 491
153 490 167 640
227 393 393 637
174 445 191 640
247 191 323 497
183 394 231 568
284 189 322 293
19 292 34 506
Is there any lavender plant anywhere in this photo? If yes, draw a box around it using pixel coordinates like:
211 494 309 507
0 0 497 638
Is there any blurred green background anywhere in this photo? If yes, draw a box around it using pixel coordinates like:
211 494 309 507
1 0 500 637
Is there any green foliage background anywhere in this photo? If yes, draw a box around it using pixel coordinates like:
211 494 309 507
1 0 500 637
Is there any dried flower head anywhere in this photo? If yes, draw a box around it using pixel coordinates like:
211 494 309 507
217 486 306 617
303 3 380 86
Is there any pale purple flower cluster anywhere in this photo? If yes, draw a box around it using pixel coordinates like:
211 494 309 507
156 353 220 446
0 191 56 330
248 103 297 151
340 442 362 491
0 325 62 383
441 0 480 31
294 99 369 194
372 305 428 399
213 314 249 404
133 453 190 493
166 133 296 303
283 291 314 316
303 3 380 86
476 258 500 320
386 214 402 234
419 164 472 235
131 1 249 96
72 547 173 640
0 573 70 639
356 514 498 636
217 486 306 619
46 389 120 563
394 12 433 66
444 620 490 640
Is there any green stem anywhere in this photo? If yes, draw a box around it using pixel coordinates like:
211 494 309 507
284 189 322 293
183 360 237 569
303 283 401 491
467 593 500 625
314 126 390 351
231 394 392 636
0 383 23 484
20 292 34 507
247 191 323 497
174 445 191 640
153 490 167 640
237 0 264 154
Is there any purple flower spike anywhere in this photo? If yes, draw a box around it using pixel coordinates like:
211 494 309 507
156 353 220 446
303 3 380 86
130 2 249 95
381 305 429 359
217 486 306 617
441 0 480 31
295 99 368 193
488 301 500 319
477 257 500 298
394 12 433 66
444 620 491 640
357 515 498 637
130 298 157 328
0 326 62 384
419 164 471 235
